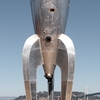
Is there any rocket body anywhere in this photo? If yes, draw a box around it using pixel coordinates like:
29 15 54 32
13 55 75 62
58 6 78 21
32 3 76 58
22 0 75 100
30 0 70 78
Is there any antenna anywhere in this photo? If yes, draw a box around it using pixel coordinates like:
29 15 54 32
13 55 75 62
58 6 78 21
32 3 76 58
84 86 88 100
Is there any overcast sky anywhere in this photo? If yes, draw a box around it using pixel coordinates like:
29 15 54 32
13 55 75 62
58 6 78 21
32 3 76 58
0 0 100 97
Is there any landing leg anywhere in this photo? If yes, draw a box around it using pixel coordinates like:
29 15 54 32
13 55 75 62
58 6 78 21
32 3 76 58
56 34 75 100
22 35 43 100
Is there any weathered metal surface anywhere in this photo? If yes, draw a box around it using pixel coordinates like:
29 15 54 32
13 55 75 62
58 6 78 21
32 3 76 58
22 0 75 100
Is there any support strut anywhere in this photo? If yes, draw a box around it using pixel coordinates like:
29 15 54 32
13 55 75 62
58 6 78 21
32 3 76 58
47 78 54 100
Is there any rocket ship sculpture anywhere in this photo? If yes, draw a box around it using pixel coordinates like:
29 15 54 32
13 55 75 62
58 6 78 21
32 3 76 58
22 0 75 100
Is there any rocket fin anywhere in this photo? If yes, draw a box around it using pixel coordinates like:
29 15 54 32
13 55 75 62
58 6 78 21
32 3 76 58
22 34 43 100
56 34 75 100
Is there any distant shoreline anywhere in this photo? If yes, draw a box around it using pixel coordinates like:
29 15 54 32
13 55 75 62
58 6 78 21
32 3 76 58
0 97 16 100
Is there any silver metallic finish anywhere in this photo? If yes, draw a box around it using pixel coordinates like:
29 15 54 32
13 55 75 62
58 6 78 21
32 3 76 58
22 34 43 100
57 34 75 100
22 0 75 100
22 34 75 100
30 0 70 79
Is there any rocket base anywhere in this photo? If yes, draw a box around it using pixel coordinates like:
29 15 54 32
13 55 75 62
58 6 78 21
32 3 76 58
22 34 75 100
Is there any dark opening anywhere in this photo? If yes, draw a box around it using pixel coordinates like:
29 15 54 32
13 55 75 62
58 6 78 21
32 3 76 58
45 36 51 42
50 8 55 12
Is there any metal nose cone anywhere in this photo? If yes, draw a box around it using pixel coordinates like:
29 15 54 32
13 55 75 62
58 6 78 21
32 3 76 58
45 73 53 79
42 50 57 79
43 63 56 79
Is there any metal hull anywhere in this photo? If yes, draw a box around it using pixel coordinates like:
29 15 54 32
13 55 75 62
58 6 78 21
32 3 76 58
22 0 75 100
30 0 70 78
30 0 70 35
